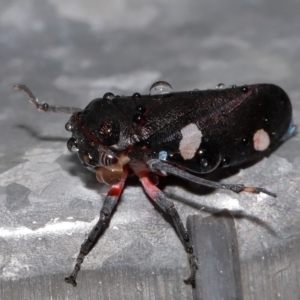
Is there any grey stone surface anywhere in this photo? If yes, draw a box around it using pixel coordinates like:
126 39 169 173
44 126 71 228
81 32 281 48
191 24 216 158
0 0 300 299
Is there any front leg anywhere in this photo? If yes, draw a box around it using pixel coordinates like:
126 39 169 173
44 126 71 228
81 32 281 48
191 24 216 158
65 167 128 286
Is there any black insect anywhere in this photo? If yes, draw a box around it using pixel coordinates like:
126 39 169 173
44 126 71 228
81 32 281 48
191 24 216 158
14 81 295 287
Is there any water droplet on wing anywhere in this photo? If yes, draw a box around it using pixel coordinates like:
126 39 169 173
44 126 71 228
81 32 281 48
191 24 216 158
149 81 173 96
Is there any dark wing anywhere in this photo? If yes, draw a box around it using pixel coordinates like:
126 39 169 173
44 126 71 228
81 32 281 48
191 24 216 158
133 84 292 173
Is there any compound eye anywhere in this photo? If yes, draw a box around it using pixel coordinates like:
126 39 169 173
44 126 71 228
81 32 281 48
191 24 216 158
96 120 120 145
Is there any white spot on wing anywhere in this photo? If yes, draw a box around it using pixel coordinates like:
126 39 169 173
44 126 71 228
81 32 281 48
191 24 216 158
253 129 270 151
179 123 202 160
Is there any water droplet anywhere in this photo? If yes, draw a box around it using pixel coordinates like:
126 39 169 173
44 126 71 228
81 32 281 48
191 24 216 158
132 113 146 124
136 105 146 113
67 138 78 152
136 282 143 293
221 157 231 167
42 103 49 111
241 137 249 145
149 81 173 96
241 85 248 93
216 83 225 89
65 122 73 132
103 92 115 100
231 85 237 89
193 88 200 91
132 92 141 99
200 158 208 167
263 117 269 124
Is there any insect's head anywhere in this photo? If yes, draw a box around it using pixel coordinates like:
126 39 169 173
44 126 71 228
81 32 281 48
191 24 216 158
65 105 130 185
13 84 132 186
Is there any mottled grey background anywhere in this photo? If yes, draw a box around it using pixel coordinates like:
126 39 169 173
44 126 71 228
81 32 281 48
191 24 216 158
0 0 300 299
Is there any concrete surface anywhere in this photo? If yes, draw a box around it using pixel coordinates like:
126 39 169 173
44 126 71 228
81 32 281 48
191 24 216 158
0 0 300 299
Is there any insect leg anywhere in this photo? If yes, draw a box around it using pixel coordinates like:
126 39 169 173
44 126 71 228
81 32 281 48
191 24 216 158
13 84 82 114
147 159 277 197
65 167 128 287
131 165 197 285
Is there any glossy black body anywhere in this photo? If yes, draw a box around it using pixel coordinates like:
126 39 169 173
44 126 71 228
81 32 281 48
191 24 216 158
68 84 292 174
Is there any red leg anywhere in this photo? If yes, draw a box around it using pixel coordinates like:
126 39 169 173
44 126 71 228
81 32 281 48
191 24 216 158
130 162 197 285
65 167 128 286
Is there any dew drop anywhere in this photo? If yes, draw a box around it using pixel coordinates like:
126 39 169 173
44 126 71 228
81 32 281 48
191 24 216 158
231 85 237 89
136 105 146 113
67 138 78 152
149 81 173 96
42 103 49 111
132 114 146 124
103 92 115 100
216 83 225 89
132 92 141 99
263 117 269 124
241 137 249 145
200 158 208 167
65 122 73 132
221 157 231 167
241 85 248 93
